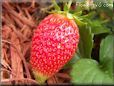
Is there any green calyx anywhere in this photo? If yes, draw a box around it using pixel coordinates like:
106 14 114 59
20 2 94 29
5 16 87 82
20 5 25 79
51 0 86 26
51 0 73 16
33 69 48 84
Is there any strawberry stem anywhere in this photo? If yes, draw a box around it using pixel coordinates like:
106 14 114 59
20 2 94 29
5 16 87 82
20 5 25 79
67 13 73 19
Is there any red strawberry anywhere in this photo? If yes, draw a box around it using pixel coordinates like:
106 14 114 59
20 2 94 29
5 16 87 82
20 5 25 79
30 14 79 83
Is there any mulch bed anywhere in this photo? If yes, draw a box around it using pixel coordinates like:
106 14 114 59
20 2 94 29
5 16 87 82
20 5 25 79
1 1 72 85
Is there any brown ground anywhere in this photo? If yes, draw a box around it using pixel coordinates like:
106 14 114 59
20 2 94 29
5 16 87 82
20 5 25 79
1 1 71 85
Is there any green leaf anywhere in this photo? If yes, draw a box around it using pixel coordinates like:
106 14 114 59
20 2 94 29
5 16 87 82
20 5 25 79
52 0 60 11
73 11 82 16
89 20 110 34
100 35 114 78
80 17 111 35
70 59 114 84
63 0 72 11
81 11 96 19
78 25 93 58
73 16 86 27
63 3 69 11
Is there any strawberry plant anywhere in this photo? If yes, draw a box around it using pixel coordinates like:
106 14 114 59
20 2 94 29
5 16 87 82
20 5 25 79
69 0 114 84
30 0 114 84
